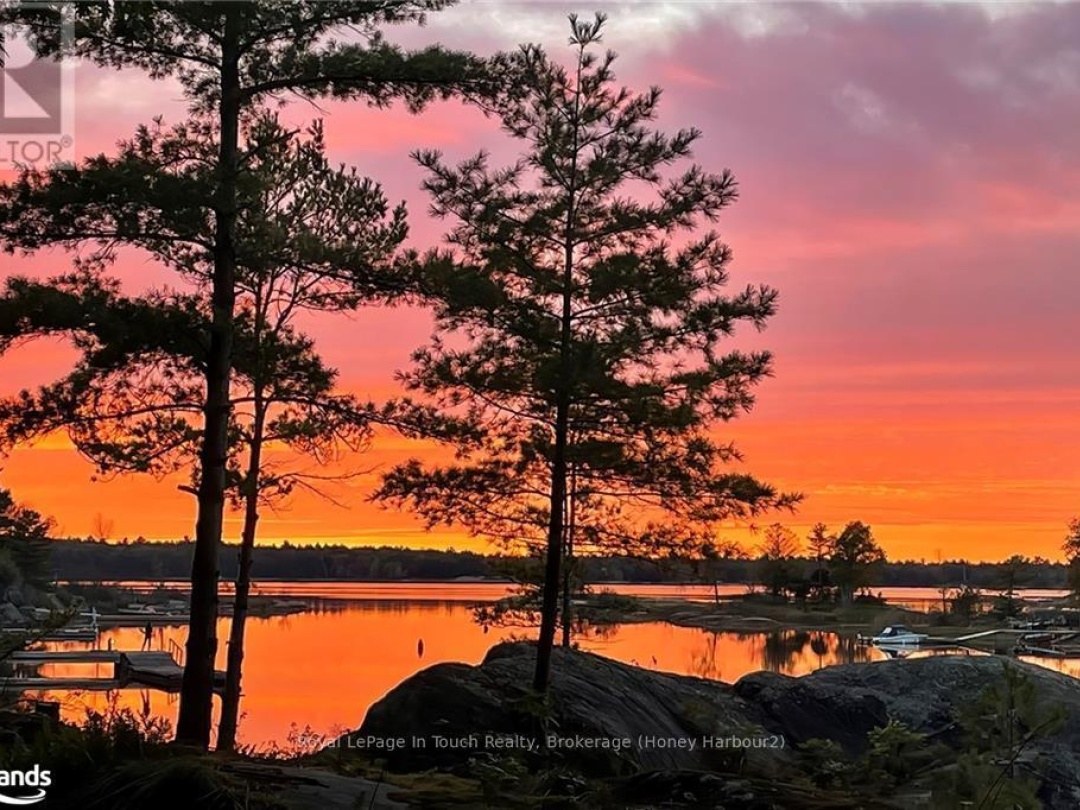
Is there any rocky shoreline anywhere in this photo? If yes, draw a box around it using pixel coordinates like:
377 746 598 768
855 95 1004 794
0 583 70 628
344 641 1080 808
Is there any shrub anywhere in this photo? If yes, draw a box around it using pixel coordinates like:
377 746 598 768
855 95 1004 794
798 738 852 789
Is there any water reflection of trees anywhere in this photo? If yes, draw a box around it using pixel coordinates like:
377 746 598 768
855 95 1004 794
762 629 875 674
318 599 467 616
687 629 875 681
689 631 723 680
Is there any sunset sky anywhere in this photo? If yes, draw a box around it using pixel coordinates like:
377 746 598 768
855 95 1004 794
1 1 1078 562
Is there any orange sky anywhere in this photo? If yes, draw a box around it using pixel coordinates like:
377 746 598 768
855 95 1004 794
2 2 1079 562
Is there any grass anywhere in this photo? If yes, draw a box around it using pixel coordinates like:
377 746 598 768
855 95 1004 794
82 757 283 810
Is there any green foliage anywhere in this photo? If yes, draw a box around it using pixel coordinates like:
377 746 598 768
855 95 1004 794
467 752 531 803
809 521 887 605
958 662 1064 755
933 751 1042 810
0 705 171 800
0 1 500 115
865 719 927 784
794 721 946 803
0 486 53 588
82 757 277 810
933 662 1064 809
798 720 945 798
798 738 853 789
948 584 982 621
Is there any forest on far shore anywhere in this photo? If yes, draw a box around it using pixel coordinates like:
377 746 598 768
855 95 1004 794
48 537 1068 591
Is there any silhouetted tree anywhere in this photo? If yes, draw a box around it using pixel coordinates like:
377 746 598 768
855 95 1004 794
375 14 795 694
0 114 411 749
1064 519 1080 602
948 584 982 622
756 523 801 598
695 539 746 605
0 0 496 747
994 554 1030 618
808 522 832 563
0 486 53 589
814 521 886 605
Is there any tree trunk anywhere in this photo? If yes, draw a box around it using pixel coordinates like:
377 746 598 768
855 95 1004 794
216 402 265 751
176 5 241 748
560 530 572 648
533 39 583 696
535 399 568 693
560 467 576 648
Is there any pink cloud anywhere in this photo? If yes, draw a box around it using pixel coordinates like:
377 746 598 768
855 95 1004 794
3 2 1079 558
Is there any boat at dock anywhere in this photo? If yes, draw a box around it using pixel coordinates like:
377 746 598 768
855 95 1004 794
859 625 930 648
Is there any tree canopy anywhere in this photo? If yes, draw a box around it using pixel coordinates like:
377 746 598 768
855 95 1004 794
0 486 54 590
376 14 797 692
0 0 503 747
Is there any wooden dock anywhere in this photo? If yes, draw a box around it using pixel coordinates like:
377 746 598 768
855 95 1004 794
86 613 190 627
2 649 224 693
9 650 120 664
116 652 185 690
909 628 1080 658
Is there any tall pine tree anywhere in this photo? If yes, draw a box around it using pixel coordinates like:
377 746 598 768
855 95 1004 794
0 112 410 749
0 0 496 747
377 15 796 693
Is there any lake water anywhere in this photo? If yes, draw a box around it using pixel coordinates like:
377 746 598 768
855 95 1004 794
18 582 1073 749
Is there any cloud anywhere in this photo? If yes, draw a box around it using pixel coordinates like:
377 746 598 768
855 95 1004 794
4 1 1079 559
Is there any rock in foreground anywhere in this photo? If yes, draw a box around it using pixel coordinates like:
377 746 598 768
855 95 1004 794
352 641 763 774
346 641 1080 808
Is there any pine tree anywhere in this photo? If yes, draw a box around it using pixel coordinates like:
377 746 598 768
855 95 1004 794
756 523 801 598
0 486 54 590
0 113 409 748
0 0 496 747
376 14 796 694
820 521 886 605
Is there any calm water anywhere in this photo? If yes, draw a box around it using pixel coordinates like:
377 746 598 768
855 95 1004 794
68 579 1071 609
19 582 1072 749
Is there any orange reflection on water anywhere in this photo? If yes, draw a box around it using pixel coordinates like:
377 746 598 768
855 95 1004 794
15 602 959 748
23 604 885 751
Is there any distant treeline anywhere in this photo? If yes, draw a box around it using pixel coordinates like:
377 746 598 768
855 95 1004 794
47 538 1069 590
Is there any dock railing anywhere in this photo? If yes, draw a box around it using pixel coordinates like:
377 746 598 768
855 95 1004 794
167 638 185 667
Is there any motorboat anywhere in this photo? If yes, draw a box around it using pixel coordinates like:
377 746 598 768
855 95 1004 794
861 625 929 648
